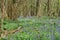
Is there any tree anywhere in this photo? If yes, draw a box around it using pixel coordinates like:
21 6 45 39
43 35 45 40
0 0 5 38
37 0 44 17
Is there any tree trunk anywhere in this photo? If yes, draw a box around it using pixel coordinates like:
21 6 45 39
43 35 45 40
0 0 5 38
37 0 43 17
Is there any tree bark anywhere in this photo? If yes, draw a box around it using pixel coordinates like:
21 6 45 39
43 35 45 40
0 0 5 38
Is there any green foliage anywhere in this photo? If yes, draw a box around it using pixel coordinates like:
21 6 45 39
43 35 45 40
3 23 18 30
2 17 60 40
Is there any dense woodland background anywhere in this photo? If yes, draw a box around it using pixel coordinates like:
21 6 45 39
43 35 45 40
0 0 60 20
0 0 60 40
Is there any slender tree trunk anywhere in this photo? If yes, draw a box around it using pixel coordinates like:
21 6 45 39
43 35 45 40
36 0 39 15
37 0 43 17
0 0 5 38
6 0 12 20
57 0 60 16
47 0 50 16
12 0 17 20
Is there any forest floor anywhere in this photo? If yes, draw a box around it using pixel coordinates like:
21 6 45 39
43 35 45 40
1 16 60 40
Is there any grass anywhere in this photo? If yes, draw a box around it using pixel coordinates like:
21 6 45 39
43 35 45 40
1 16 60 40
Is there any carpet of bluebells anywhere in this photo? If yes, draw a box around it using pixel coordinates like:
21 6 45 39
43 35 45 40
2 16 60 40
